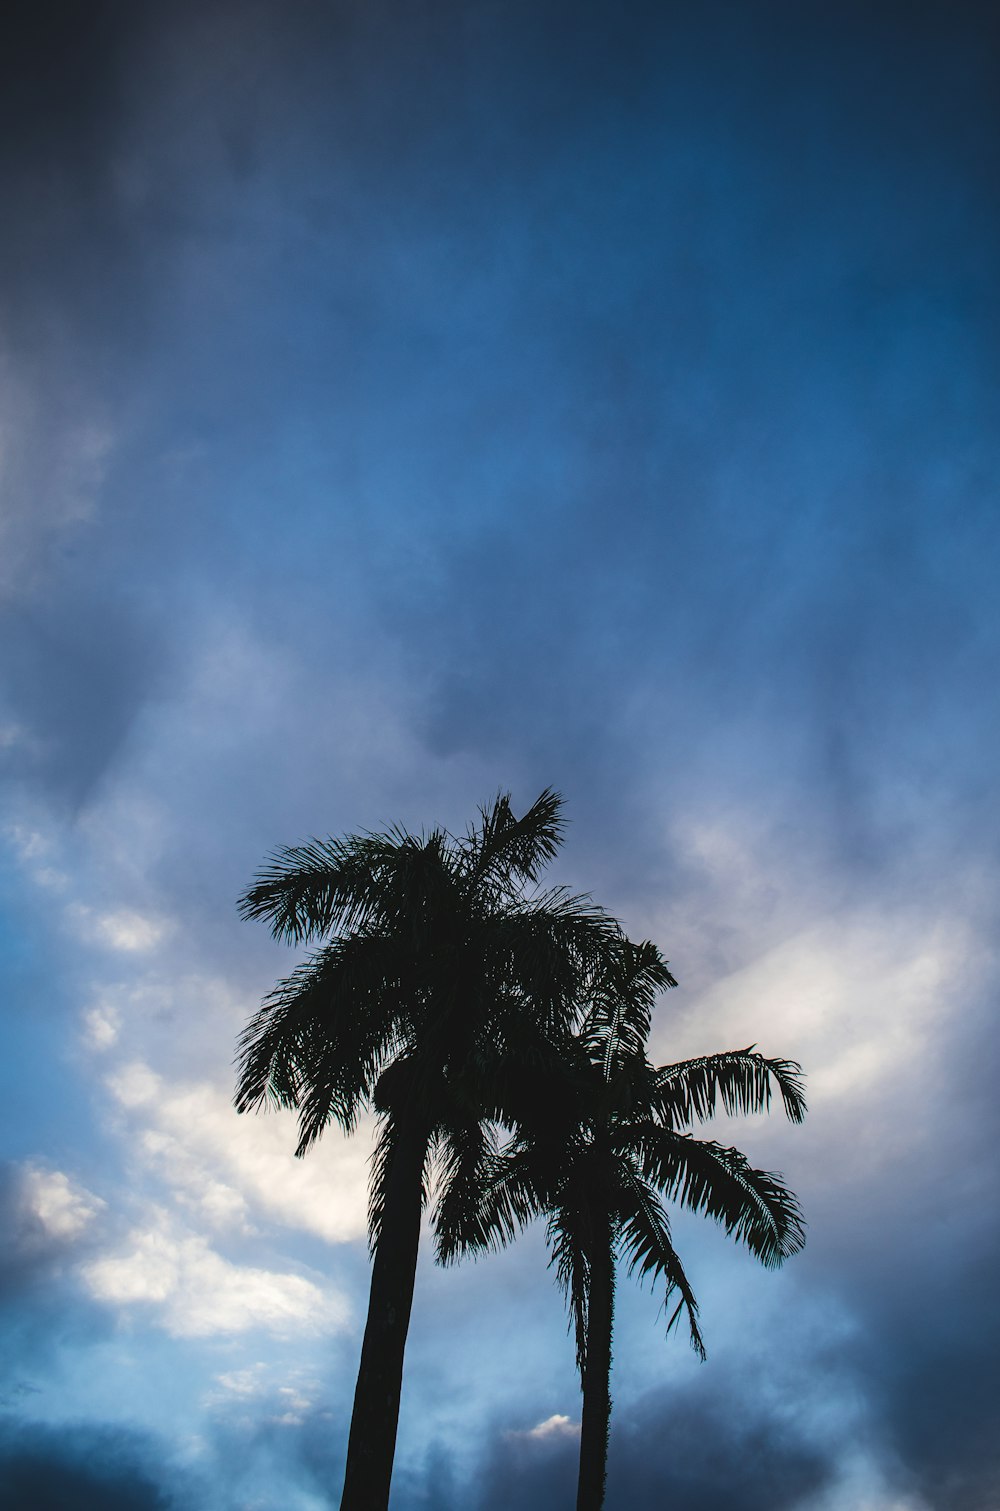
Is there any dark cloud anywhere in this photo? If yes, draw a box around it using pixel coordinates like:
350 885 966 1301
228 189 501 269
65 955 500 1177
605 1380 832 1511
0 1420 178 1510
3 0 997 832
0 1164 48 1303
830 1071 1000 1509
0 1162 114 1406
471 1424 578 1511
1 3 998 1509
0 586 159 808
391 1369 832 1511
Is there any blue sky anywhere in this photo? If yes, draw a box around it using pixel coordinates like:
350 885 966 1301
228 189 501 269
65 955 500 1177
1 2 999 1506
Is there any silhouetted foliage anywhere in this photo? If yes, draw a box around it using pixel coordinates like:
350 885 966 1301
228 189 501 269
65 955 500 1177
438 937 806 1511
236 791 619 1511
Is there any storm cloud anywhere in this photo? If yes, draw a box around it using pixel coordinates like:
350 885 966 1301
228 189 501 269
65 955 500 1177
2 2 998 1508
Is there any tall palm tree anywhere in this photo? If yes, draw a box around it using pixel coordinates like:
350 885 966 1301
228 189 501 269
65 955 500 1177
437 938 806 1511
235 791 619 1511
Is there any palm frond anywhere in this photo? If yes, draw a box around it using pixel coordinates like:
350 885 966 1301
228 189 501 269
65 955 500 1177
237 825 465 945
630 1125 806 1266
234 935 409 1151
615 1165 706 1359
462 789 566 894
653 1050 807 1127
434 1138 541 1264
547 1198 594 1374
236 832 408 942
486 895 620 1032
579 937 678 1085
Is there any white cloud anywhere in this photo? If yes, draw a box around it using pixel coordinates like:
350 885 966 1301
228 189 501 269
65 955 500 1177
106 1060 370 1243
214 1366 268 1399
656 905 978 1159
4 820 68 890
83 1002 122 1051
647 816 991 1171
109 1061 162 1109
82 1210 348 1339
23 1167 105 1241
507 1413 580 1442
69 905 168 954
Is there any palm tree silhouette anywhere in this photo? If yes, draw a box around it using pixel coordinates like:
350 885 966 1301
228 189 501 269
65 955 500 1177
235 791 618 1511
437 937 806 1511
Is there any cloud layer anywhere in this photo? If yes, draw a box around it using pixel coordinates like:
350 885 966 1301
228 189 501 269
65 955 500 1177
2 2 998 1507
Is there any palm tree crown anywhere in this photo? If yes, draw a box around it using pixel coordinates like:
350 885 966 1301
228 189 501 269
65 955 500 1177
437 936 806 1511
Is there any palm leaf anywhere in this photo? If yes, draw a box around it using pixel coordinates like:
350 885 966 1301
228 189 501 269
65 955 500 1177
653 1050 806 1127
434 1138 542 1264
580 937 678 1084
629 1124 806 1266
235 934 410 1149
463 789 566 894
615 1164 706 1359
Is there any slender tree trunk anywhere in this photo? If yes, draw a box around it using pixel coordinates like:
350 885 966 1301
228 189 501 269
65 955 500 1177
339 1115 428 1511
576 1232 616 1511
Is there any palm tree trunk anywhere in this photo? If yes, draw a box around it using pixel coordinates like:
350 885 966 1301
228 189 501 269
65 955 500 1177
339 1115 428 1511
576 1230 616 1511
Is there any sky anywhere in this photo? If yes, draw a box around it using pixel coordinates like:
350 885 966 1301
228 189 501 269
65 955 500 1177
1 0 998 1506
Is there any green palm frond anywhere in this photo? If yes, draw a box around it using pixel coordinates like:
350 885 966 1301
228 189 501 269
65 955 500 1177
653 1050 806 1127
629 1125 806 1266
615 1165 706 1359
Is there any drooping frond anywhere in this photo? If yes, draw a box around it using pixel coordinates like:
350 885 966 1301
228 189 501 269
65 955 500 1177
653 1050 807 1128
615 1164 706 1359
430 1116 501 1260
629 1125 806 1266
235 934 410 1152
548 1196 594 1374
434 1138 542 1265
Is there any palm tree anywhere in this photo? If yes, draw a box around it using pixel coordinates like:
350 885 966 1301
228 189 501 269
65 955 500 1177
234 791 619 1511
436 937 806 1511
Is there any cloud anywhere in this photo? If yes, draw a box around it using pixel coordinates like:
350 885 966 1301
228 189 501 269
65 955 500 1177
22 1166 106 1242
0 357 114 602
105 1060 370 1243
524 1414 579 1442
82 1208 347 1339
71 905 169 954
0 1419 178 1511
0 1162 104 1298
604 1375 834 1511
0 4 997 1509
0 583 161 808
392 1363 835 1511
84 1001 123 1050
